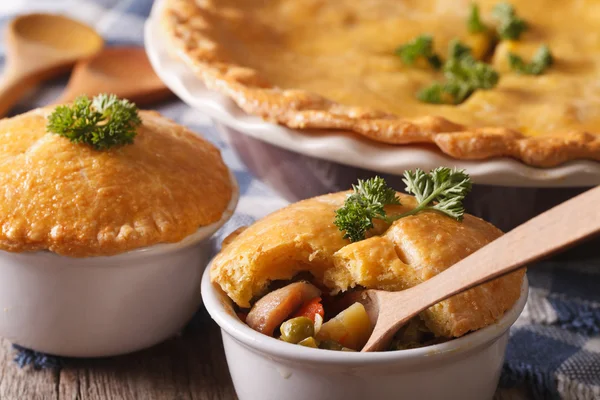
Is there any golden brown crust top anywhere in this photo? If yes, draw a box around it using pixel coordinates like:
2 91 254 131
211 191 524 337
162 0 600 167
0 108 233 257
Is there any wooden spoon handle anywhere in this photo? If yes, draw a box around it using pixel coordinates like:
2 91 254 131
411 185 600 312
0 74 31 118
363 186 600 352
0 64 70 117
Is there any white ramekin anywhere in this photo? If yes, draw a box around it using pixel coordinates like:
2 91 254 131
202 266 528 400
0 174 238 358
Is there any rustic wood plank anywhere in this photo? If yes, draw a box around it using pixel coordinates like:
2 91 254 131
0 308 235 400
0 339 58 400
494 386 531 400
57 308 237 400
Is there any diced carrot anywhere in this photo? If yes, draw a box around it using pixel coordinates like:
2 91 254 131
293 297 325 322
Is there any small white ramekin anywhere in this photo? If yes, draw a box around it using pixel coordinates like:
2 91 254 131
0 174 238 358
202 266 528 400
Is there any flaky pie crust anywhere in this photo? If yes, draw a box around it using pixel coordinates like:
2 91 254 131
0 107 233 257
162 0 600 167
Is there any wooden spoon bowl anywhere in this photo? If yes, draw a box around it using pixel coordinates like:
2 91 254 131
55 47 173 106
0 13 103 116
12 14 101 52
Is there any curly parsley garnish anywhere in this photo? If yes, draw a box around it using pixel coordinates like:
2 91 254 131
467 3 487 33
47 94 141 150
508 45 553 75
402 167 472 221
418 40 499 104
333 177 400 242
448 39 472 61
492 2 527 40
395 35 443 70
334 168 472 242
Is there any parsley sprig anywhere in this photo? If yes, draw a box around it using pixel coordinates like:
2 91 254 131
402 167 472 220
333 177 400 242
467 3 487 33
47 94 141 150
334 168 472 242
508 45 553 75
492 2 527 40
417 40 499 104
395 35 443 70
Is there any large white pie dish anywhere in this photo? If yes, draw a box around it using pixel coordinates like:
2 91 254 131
145 0 600 188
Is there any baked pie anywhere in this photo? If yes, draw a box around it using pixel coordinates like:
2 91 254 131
163 0 600 167
0 106 233 256
211 190 524 350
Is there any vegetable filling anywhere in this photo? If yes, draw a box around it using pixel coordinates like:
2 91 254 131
239 280 447 352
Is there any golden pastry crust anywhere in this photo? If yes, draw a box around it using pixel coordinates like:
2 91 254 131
162 0 600 167
211 192 524 337
0 107 233 257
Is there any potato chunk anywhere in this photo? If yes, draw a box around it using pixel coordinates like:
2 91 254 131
316 302 373 350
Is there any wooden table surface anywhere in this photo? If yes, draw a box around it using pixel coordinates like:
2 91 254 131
0 309 236 400
0 305 530 400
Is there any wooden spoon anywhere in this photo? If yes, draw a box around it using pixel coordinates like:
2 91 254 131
0 13 103 117
360 185 600 352
54 47 173 106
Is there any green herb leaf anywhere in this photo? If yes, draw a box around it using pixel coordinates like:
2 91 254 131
47 94 142 150
508 44 553 75
492 2 527 40
334 177 400 242
418 40 499 105
395 35 443 70
444 53 499 90
334 171 472 242
402 167 472 221
448 39 472 60
354 177 401 208
417 82 445 104
467 3 487 33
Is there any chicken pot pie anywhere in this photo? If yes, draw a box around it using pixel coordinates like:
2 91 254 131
163 0 600 167
0 106 233 257
211 190 525 351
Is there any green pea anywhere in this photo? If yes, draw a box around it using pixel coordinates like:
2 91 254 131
319 339 344 351
280 317 314 344
298 337 319 348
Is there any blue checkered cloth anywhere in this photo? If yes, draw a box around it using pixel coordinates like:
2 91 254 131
1 1 599 399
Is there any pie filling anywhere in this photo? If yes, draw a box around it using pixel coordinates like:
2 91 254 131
237 277 447 352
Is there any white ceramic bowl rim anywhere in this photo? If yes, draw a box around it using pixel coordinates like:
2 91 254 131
202 265 529 365
26 170 239 260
